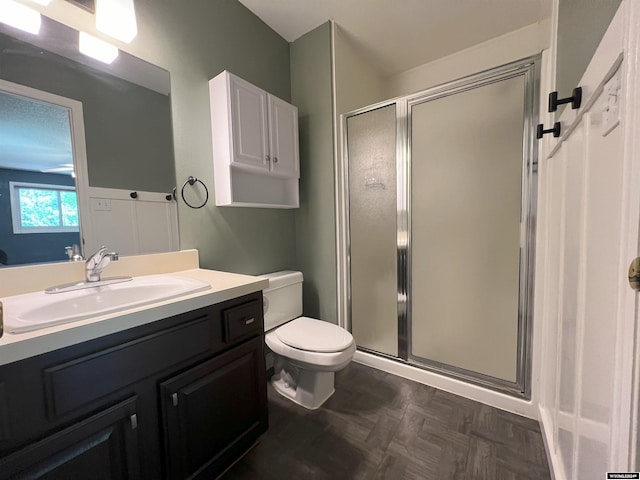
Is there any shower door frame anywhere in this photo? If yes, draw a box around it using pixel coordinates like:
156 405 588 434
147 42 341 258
342 55 540 398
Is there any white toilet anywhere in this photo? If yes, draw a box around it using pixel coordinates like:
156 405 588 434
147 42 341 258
262 271 356 410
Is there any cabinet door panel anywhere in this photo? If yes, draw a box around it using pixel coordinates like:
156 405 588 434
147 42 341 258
160 337 267 480
230 76 269 171
0 397 140 480
268 94 299 178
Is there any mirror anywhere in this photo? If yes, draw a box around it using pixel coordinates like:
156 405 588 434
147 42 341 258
0 81 82 265
0 14 176 266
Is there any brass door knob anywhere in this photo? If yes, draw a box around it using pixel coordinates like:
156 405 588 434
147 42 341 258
628 257 640 291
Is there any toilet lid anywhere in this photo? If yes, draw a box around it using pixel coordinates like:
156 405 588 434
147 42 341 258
275 317 354 353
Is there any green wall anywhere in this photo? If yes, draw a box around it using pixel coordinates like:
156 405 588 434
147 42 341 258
134 0 297 274
557 0 621 104
291 22 338 323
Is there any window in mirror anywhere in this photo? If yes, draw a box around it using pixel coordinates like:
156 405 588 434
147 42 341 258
9 182 79 234
0 81 85 265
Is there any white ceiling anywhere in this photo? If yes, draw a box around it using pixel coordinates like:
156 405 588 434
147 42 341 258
0 91 74 173
238 0 550 77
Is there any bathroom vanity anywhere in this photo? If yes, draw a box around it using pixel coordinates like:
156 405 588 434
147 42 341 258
0 255 269 479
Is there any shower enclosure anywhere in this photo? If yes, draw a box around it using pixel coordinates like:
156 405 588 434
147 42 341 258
343 56 539 397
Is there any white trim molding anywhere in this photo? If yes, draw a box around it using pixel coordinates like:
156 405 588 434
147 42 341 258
536 0 640 477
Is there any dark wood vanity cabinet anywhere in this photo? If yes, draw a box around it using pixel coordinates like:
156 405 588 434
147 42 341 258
0 397 141 479
161 336 267 479
0 291 267 480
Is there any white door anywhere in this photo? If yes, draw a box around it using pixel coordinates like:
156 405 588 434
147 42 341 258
538 0 640 477
268 94 299 178
229 74 269 172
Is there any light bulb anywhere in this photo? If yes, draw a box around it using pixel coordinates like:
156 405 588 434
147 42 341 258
96 0 137 43
79 31 119 64
0 0 41 35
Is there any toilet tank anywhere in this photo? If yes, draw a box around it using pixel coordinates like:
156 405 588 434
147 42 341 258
262 271 303 331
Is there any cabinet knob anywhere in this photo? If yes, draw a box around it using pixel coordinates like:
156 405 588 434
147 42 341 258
266 155 271 162
130 413 138 430
171 393 178 407
273 157 278 164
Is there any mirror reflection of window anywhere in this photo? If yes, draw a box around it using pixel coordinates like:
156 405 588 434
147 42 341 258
9 182 79 233
0 87 82 265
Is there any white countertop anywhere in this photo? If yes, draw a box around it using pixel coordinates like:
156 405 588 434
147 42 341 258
0 268 268 366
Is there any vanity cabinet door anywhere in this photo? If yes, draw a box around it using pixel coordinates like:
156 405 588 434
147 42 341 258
0 397 140 480
160 337 267 480
229 74 270 172
268 94 299 178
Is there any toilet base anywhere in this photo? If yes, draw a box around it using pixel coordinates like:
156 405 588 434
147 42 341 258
271 361 335 410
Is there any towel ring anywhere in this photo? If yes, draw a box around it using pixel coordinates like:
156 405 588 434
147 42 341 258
180 176 209 209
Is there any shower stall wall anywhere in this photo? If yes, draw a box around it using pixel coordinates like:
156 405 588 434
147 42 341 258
344 56 539 397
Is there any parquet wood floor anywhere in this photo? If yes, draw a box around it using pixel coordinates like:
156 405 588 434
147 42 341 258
221 362 551 480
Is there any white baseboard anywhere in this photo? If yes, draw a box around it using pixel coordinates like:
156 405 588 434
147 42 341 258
539 405 563 480
353 350 538 419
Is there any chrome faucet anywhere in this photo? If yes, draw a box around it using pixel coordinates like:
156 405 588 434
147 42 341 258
85 246 119 282
65 244 84 262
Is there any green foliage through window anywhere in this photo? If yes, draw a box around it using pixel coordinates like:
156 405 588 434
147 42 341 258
10 182 79 233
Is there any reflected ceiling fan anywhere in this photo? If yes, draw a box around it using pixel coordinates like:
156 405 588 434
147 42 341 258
41 163 76 177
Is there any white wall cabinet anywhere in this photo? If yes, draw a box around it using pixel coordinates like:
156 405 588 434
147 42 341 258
227 75 270 173
210 71 299 208
267 94 299 178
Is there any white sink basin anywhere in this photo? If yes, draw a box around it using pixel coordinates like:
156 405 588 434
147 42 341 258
2 274 211 334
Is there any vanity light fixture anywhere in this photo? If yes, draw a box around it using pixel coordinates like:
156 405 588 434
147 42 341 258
95 0 137 43
79 31 119 64
0 0 41 35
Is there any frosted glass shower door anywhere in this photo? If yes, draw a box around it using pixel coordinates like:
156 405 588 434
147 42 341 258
410 76 526 382
347 104 398 356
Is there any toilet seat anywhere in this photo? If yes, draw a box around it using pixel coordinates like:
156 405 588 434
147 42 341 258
275 317 354 353
265 329 356 371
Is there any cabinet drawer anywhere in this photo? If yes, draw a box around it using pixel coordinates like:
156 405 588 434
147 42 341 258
43 314 213 419
222 300 261 343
